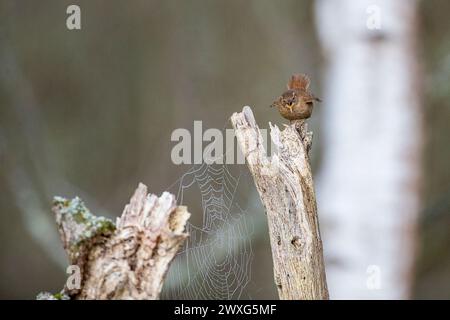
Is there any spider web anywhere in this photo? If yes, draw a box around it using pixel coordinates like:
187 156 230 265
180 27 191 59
162 162 254 299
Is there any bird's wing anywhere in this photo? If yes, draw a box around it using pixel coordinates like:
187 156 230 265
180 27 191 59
270 96 282 108
302 90 322 103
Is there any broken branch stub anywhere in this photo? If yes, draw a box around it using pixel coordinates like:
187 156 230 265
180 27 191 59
231 106 328 300
44 183 190 300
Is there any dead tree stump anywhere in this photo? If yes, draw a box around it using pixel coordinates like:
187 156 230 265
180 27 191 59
231 106 328 300
38 183 190 300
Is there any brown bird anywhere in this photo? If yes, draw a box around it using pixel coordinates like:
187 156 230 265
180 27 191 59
270 74 321 120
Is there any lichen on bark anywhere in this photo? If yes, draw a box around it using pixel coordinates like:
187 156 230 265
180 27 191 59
38 183 190 300
53 196 116 266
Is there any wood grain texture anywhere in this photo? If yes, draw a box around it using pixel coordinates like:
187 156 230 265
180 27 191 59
40 183 190 300
231 106 328 300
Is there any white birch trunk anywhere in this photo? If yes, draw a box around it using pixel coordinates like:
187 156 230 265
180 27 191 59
314 0 423 299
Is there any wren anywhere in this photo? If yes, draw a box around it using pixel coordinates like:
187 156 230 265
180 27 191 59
270 74 321 120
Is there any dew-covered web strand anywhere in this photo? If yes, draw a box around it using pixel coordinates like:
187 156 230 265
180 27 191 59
164 162 253 300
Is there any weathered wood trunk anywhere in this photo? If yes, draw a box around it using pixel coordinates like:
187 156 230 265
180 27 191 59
38 183 190 300
231 106 329 300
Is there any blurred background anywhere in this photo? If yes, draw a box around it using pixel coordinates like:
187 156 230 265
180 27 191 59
0 0 449 299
